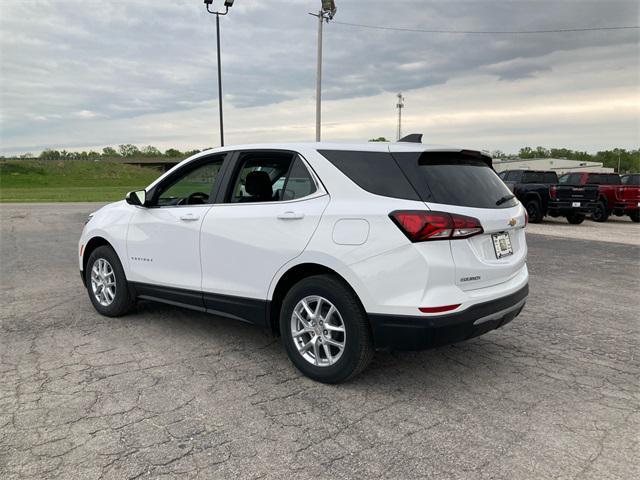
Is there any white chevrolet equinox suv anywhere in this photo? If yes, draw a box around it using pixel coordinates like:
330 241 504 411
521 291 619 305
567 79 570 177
79 140 528 383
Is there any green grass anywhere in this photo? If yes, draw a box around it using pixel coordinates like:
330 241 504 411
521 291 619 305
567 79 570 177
0 160 161 202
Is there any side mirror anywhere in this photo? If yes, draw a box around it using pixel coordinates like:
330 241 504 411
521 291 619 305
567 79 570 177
125 190 146 207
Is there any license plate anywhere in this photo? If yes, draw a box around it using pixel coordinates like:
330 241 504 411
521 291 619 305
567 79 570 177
492 232 513 259
572 202 581 207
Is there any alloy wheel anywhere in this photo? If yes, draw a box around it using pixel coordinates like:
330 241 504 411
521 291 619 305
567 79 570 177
90 258 117 307
290 295 346 367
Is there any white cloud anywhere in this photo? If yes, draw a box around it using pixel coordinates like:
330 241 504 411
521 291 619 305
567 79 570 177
0 0 638 155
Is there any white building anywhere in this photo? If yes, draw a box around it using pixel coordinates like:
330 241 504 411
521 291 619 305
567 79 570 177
493 157 613 174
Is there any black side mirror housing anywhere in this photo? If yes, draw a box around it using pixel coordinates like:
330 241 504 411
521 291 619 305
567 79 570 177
125 190 146 207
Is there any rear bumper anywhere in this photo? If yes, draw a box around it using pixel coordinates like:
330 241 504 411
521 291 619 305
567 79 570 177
368 284 528 350
614 201 640 213
547 200 596 215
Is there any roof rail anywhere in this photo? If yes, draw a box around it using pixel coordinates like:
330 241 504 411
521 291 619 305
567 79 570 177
398 133 422 143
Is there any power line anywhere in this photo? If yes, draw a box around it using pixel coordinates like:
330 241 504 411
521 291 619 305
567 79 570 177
332 20 640 35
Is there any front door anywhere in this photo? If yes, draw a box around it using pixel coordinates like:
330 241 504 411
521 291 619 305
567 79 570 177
127 155 226 306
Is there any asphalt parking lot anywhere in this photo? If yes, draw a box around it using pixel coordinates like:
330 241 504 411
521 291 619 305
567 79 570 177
1 203 638 480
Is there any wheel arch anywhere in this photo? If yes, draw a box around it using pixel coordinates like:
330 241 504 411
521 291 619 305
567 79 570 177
524 191 542 204
597 194 608 207
268 262 366 335
82 236 114 285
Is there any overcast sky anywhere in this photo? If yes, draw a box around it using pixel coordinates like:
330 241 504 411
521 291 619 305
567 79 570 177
1 0 638 156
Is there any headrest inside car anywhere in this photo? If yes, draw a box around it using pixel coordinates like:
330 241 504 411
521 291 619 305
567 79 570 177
245 170 272 199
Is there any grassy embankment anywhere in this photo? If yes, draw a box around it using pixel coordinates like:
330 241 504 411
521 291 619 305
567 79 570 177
0 160 161 202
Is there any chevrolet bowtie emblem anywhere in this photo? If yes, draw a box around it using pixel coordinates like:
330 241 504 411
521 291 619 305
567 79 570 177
508 218 517 227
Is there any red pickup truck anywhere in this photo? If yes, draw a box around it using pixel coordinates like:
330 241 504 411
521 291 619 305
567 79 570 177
558 172 640 223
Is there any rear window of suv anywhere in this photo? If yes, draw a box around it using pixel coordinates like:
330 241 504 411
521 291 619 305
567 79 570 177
319 149 517 209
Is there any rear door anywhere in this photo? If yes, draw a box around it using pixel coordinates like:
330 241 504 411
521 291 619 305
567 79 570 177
200 150 329 317
390 148 526 291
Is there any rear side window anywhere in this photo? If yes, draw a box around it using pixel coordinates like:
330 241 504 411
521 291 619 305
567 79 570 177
544 172 558 184
503 171 521 181
608 174 621 185
622 174 640 185
279 156 317 201
393 151 518 209
522 171 544 183
318 150 420 201
589 174 603 184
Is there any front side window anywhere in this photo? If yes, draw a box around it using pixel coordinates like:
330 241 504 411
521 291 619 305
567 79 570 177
154 158 224 206
227 152 317 203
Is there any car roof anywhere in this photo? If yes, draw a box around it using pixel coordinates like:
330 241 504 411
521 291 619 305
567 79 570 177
196 141 477 155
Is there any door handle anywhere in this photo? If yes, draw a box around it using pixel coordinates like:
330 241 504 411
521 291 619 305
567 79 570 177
179 213 199 221
277 211 304 220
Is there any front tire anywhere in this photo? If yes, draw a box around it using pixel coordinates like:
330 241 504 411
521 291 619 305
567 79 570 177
591 200 609 222
85 245 135 317
566 213 585 224
280 275 374 383
630 211 640 223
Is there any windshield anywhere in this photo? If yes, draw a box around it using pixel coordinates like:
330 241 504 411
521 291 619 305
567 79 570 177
558 173 582 185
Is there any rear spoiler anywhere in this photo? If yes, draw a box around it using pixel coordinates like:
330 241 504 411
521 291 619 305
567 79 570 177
418 150 493 169
397 134 492 168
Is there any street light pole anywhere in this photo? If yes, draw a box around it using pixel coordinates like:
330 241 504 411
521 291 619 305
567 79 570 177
315 12 323 142
310 1 336 142
216 13 224 146
204 0 234 147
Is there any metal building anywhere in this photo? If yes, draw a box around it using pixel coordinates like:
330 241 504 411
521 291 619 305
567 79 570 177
493 157 613 174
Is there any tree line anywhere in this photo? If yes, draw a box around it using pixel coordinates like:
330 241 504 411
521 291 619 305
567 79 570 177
4 144 206 161
4 142 639 173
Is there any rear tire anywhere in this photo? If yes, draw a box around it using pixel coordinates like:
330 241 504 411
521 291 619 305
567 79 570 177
85 245 135 317
280 275 374 384
525 199 543 223
591 200 609 222
630 211 640 223
566 213 585 225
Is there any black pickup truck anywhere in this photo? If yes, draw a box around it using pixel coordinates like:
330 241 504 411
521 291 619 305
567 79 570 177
498 170 599 224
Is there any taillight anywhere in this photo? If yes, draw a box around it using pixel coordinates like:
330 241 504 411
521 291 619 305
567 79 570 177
419 304 461 314
389 211 483 242
549 185 557 199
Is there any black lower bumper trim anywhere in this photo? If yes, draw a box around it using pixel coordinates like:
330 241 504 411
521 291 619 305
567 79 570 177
368 284 528 350
548 201 596 215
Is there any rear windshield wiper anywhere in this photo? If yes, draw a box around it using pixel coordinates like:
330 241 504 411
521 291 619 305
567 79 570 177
495 194 515 206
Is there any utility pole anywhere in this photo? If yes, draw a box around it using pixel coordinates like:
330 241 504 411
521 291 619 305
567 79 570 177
617 150 621 173
396 93 404 141
310 1 336 142
204 0 235 147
